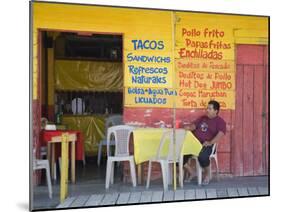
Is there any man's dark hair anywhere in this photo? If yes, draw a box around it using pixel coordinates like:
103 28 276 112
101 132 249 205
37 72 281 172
208 100 220 114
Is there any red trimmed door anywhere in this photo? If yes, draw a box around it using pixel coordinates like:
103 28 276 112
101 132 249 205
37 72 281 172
232 44 268 176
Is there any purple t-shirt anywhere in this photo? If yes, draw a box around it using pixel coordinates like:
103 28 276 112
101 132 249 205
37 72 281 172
192 115 226 144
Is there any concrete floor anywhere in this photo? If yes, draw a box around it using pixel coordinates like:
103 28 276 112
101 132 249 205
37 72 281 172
32 158 269 210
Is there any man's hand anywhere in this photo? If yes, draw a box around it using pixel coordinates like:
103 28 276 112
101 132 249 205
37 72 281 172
203 141 213 147
184 124 196 131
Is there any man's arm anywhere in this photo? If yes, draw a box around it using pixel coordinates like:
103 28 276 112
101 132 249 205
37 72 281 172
184 123 196 131
184 117 201 131
203 131 224 146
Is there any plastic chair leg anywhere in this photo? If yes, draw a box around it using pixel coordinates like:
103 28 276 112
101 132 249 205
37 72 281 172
146 161 152 189
110 161 114 184
215 156 219 181
160 161 168 191
179 160 184 188
165 162 169 190
209 158 212 180
105 159 112 189
167 164 173 185
129 158 137 187
45 163 52 199
195 159 202 185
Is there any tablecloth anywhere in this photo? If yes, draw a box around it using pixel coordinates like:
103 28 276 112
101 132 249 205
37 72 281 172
133 128 202 164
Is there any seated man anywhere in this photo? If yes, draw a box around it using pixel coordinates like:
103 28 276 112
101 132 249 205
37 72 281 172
183 100 226 185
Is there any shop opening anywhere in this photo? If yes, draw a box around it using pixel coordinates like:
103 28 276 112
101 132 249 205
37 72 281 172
39 30 123 164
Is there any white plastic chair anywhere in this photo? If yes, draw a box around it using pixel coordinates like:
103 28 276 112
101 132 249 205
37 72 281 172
41 124 60 180
33 149 52 199
97 115 123 166
191 143 219 185
146 129 186 190
105 125 136 189
40 118 54 158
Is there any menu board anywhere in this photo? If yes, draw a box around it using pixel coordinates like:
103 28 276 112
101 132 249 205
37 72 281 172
124 15 236 110
175 24 235 109
124 38 175 108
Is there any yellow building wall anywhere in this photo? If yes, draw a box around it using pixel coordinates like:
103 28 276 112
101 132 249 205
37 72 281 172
32 2 268 110
32 2 174 102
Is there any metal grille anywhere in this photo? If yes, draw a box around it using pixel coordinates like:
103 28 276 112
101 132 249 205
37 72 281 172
55 90 123 115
